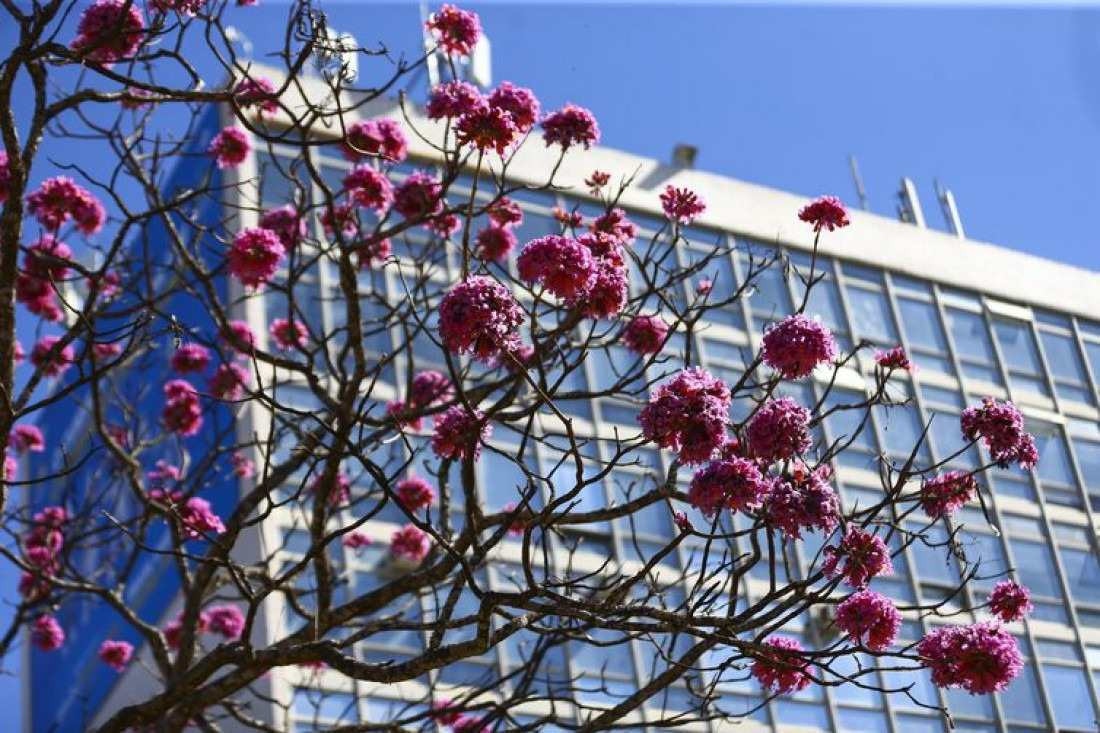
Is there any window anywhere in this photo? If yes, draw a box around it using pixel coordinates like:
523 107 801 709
945 308 1002 386
896 295 955 376
1038 325 1094 405
844 284 899 347
993 318 1051 398
1033 424 1083 508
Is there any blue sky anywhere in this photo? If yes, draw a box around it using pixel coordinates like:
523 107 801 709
5 1 1100 726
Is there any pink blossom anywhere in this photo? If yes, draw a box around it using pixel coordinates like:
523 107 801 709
696 279 713 295
487 197 523 228
961 397 1038 470
342 119 408 163
31 614 65 652
988 580 1033 623
762 314 838 379
260 205 306 249
231 452 254 479
919 470 976 519
431 406 490 461
834 589 901 651
390 524 431 564
622 314 669 355
393 171 444 220
269 318 308 350
585 170 611 194
517 235 597 301
432 699 464 726
439 276 524 360
9 424 44 454
579 262 629 319
476 225 517 263
163 610 210 650
425 4 481 57
72 0 146 65
344 165 393 211
660 186 706 224
455 102 519 154
171 344 210 374
638 367 731 464
688 457 767 517
208 127 251 169
320 202 358 239
410 370 454 408
427 80 483 120
396 475 436 512
149 0 205 14
488 81 540 133
672 510 692 532
589 208 636 246
874 345 915 373
163 379 203 436
553 206 583 228
822 527 893 588
917 622 1022 694
356 237 392 268
206 604 245 639
13 340 24 364
227 227 284 289
745 397 813 463
23 234 72 280
426 212 461 238
761 463 839 539
542 104 600 150
98 639 134 672
146 461 181 489
387 400 422 431
93 342 122 360
209 362 249 401
798 195 850 232
751 636 811 694
310 471 351 507
501 502 525 536
233 76 278 116
223 320 256 353
30 336 75 378
25 177 105 234
179 497 225 539
343 531 372 550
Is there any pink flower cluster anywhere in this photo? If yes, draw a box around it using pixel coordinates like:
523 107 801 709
589 208 636 246
798 195 850 232
342 119 408 163
542 104 601 150
19 506 67 600
455 104 519 155
745 397 813 463
476 225 517 263
260 205 306 249
396 475 436 512
687 457 767 517
164 603 245 649
99 639 134 672
660 185 706 224
427 80 483 120
344 165 393 212
489 82 541 133
762 314 838 380
761 463 839 539
172 344 210 373
638 367 731 465
31 336 75 378
875 345 915 372
10 424 44 454
431 406 490 461
622 314 669 355
25 177 105 234
178 497 226 539
31 614 65 652
17 235 73 321
919 470 976 519
961 397 1038 469
988 580 1033 623
390 524 432 564
72 0 146 65
834 589 901 651
750 636 812 694
393 171 443 221
234 76 279 116
576 233 629 318
439 276 524 360
309 471 351 507
163 379 203 436
517 235 597 301
208 127 251 169
270 318 308 350
227 227 285 289
917 622 1023 694
425 4 481 57
209 362 248 400
822 526 893 588
388 370 454 430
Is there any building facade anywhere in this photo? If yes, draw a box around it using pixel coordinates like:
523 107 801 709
26 68 1100 733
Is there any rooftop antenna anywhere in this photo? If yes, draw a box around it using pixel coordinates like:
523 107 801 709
419 1 491 90
224 26 253 60
848 154 869 211
934 178 965 239
896 177 926 228
419 1 441 90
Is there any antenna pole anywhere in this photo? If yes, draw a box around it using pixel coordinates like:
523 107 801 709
848 155 869 211
419 1 440 90
934 178 965 239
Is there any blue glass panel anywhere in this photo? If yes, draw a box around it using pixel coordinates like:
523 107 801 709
1043 665 1098 729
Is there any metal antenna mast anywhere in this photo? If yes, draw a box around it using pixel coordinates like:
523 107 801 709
848 154 869 211
934 178 966 239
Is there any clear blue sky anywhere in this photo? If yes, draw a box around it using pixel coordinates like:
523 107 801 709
5 1 1100 726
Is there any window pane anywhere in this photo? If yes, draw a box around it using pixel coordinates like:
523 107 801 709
1060 546 1100 605
999 661 1046 724
994 320 1043 373
1042 665 1098 729
1011 539 1063 599
1041 331 1089 384
898 298 949 353
845 287 898 345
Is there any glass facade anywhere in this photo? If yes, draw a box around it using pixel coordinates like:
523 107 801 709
248 144 1100 733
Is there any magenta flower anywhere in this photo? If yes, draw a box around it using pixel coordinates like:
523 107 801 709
874 345 915 373
233 76 278 116
745 397 812 463
917 622 1022 694
341 119 408 163
439 276 524 360
589 208 636 246
553 206 584 228
223 320 256 353
396 475 436 512
179 497 226 539
638 367 731 465
762 314 838 380
227 227 285 289
309 471 351 507
761 463 839 539
390 524 432 564
919 470 976 519
798 195 850 232
163 379 203 436
751 636 812 694
455 102 519 155
208 127 251 169
488 82 541 133
542 104 600 150
209 362 249 401
31 614 65 652
206 604 245 640
834 589 901 651
9 424 44 454
988 580 1033 623
578 261 629 319
427 80 483 120
622 314 670 355
688 457 767 517
26 177 105 234
149 0 205 14
961 397 1039 470
147 461 181 489
822 527 893 588
409 370 454 408
260 205 306 249
71 0 146 65
320 202 359 238
517 235 598 302
231 452 255 479
98 639 134 671
344 165 393 212
356 237 392 269
585 170 611 194
660 185 706 224
171 344 210 374
486 197 523 228
476 225 517 263
393 171 444 220
30 336 75 378
431 406 490 461
425 4 481 57
270 318 308 350
343 530 372 550
163 610 210 650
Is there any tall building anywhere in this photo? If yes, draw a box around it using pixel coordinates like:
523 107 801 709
26 65 1100 732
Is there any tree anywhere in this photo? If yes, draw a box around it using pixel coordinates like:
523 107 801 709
0 2 1039 731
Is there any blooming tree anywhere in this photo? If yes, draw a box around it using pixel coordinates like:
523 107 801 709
0 2 1041 731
